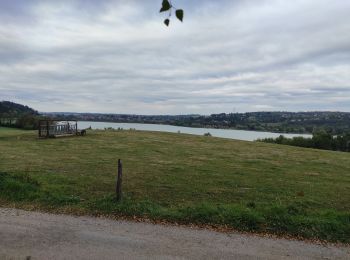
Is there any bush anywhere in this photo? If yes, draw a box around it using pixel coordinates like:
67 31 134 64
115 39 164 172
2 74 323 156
258 132 350 152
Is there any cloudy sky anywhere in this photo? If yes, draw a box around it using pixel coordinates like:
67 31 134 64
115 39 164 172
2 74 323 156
1 0 350 114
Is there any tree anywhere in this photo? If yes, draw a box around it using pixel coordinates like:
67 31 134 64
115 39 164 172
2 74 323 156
159 0 184 27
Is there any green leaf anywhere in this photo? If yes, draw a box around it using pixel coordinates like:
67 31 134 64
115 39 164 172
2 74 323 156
160 0 171 12
164 18 170 27
175 9 184 22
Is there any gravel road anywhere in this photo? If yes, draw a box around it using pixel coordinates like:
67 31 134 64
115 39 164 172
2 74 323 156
0 208 349 259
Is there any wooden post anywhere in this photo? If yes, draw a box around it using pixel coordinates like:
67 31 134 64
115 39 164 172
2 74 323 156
46 121 49 138
116 159 123 201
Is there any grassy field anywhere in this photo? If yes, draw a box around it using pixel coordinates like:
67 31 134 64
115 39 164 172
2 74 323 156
0 127 349 242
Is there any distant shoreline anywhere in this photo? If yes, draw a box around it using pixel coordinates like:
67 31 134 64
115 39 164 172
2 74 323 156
43 111 350 136
77 121 312 142
76 119 310 135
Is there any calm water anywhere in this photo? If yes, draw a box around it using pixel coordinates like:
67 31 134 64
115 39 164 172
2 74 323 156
78 121 311 142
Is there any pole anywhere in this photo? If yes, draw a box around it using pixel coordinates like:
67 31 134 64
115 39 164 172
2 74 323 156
116 159 123 201
46 121 49 138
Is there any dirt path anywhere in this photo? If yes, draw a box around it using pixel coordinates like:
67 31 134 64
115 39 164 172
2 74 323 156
0 208 348 260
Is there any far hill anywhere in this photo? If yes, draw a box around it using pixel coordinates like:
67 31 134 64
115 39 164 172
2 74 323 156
0 101 39 129
0 101 38 117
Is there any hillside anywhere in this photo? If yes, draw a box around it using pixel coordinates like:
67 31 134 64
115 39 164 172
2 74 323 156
0 101 39 129
0 101 38 117
0 127 349 242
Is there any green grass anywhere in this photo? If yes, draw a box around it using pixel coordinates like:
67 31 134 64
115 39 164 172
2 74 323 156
0 127 349 242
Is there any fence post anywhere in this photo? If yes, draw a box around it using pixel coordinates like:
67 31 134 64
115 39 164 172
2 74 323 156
116 159 123 201
46 121 49 138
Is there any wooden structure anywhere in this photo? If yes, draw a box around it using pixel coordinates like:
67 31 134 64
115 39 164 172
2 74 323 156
38 120 81 138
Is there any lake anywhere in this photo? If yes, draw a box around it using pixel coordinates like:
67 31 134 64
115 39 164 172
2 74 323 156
78 121 312 141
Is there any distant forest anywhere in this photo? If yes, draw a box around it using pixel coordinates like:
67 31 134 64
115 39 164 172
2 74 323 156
47 111 350 135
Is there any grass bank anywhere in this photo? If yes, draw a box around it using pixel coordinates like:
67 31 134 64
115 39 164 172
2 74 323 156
0 127 349 242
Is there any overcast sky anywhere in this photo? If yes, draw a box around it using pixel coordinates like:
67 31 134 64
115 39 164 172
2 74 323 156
1 0 350 114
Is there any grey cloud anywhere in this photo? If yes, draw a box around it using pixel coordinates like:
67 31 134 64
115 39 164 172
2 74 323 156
0 0 350 114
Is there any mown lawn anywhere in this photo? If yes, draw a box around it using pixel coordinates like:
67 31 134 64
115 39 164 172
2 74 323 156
0 127 349 242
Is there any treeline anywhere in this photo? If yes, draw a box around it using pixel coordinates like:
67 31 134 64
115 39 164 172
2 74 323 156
185 112 350 134
0 114 41 130
258 131 350 152
46 111 350 135
0 101 40 130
